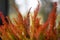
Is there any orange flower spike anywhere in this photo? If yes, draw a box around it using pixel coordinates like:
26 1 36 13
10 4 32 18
0 22 12 40
13 6 26 36
32 1 40 39
26 7 31 27
33 18 49 39
0 12 8 30
13 4 27 37
0 26 11 40
6 16 21 39
12 18 24 35
23 8 32 38
17 12 23 24
0 12 7 25
49 2 57 30
35 18 40 28
39 3 57 33
34 0 40 19
0 27 4 35
44 2 57 40
6 16 17 30
0 25 7 35
8 25 21 39
27 7 31 17
26 8 31 28
25 7 31 27
13 5 23 24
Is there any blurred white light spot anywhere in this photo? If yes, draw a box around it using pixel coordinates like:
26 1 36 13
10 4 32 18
15 0 41 16
27 0 38 12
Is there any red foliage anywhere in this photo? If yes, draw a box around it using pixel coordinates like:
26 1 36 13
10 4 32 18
0 2 57 40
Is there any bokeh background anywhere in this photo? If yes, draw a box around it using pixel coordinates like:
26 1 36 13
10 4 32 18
8 0 60 25
0 0 60 25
